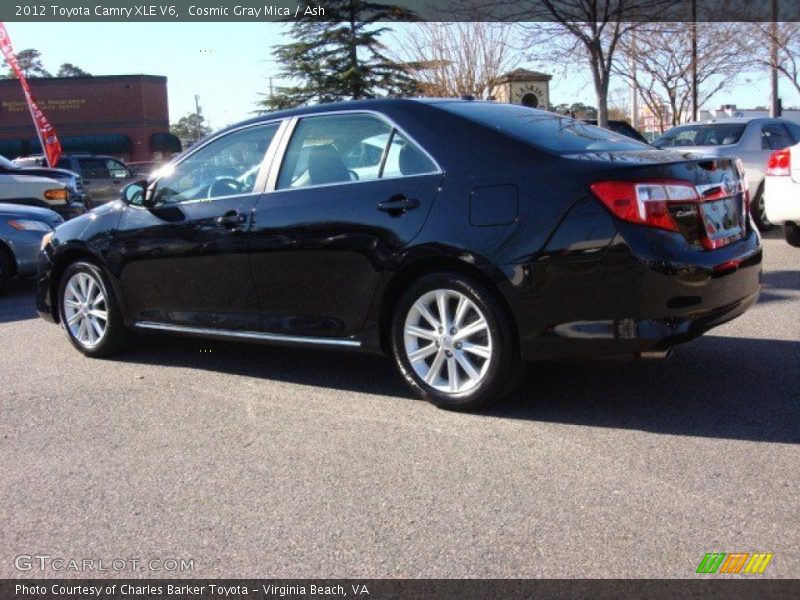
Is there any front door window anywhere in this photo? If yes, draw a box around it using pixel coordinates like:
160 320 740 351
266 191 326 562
150 123 279 205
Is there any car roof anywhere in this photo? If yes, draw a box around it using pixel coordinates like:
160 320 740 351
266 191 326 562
679 117 794 125
217 97 462 133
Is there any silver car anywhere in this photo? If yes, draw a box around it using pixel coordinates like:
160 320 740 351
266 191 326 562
15 154 139 208
0 203 63 292
653 117 800 230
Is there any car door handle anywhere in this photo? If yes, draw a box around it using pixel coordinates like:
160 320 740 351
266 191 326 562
215 210 247 229
377 195 420 215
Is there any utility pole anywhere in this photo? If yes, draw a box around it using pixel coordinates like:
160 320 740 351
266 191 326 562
691 0 698 122
770 0 781 117
194 94 202 116
629 30 638 129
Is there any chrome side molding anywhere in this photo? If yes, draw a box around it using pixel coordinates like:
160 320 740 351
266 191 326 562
133 321 361 347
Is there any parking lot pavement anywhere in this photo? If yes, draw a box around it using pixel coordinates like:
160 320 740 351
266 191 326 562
1 232 798 579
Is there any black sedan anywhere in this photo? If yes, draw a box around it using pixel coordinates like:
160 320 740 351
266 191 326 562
36 99 762 410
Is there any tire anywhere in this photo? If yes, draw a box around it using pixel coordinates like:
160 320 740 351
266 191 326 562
0 247 13 293
751 183 773 231
785 222 800 248
391 272 521 411
57 261 129 357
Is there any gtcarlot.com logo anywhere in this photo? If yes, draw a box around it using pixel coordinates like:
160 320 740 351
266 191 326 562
696 552 773 574
14 554 194 572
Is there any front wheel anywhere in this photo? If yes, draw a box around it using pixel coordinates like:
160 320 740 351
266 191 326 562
58 261 129 357
391 272 521 411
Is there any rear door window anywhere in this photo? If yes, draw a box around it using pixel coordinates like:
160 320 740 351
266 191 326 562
276 114 437 190
78 158 111 179
786 123 800 144
762 123 794 150
653 124 747 148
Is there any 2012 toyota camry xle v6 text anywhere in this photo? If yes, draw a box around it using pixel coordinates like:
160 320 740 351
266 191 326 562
36 99 762 410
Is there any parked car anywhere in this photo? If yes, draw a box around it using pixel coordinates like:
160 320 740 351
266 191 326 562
764 143 800 247
127 161 162 178
0 172 81 220
581 119 649 144
0 154 87 212
652 117 800 230
15 154 139 207
37 99 762 410
0 203 63 292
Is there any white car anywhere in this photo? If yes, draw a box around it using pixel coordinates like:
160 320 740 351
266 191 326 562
764 144 800 247
0 173 73 219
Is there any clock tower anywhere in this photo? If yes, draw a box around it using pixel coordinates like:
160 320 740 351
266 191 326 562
489 69 552 109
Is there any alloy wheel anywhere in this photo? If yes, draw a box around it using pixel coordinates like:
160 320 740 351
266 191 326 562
63 271 108 348
756 193 771 228
403 289 493 394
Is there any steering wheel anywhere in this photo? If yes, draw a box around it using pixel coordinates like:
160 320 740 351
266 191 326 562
207 176 244 198
348 169 360 181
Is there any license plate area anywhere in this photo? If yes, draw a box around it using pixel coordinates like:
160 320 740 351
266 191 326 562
699 196 743 249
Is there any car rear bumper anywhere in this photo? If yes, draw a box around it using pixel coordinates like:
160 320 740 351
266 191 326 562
502 225 762 361
765 176 800 224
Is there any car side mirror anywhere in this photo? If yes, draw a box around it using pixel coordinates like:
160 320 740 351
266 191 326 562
121 180 149 205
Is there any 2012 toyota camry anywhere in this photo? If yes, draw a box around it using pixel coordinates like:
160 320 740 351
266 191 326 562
36 99 762 410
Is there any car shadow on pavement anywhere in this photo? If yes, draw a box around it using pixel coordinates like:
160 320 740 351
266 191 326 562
758 269 800 305
119 331 799 445
493 335 800 444
0 278 38 324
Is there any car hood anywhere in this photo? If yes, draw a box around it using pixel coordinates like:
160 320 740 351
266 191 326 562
0 202 62 221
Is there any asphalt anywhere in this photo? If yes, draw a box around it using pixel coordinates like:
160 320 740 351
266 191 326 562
1 231 798 579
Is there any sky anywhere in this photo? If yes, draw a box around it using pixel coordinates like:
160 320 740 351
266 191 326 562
5 22 798 130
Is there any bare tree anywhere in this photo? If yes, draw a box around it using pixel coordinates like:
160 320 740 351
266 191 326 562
756 21 800 98
614 22 756 131
392 23 519 99
516 1 681 127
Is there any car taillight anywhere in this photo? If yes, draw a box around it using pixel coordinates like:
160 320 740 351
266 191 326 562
590 180 701 232
766 148 791 176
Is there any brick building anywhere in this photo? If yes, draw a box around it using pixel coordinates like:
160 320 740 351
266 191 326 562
0 74 181 162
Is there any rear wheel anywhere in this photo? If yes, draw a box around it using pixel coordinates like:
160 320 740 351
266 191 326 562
785 222 800 247
58 261 129 357
751 183 773 231
391 272 521 411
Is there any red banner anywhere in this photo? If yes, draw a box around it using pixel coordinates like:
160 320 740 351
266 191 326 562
0 22 62 167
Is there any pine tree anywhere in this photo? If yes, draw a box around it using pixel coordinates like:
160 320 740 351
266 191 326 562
259 0 417 111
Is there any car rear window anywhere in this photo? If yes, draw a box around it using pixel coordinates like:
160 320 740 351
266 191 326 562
653 124 747 148
436 102 648 153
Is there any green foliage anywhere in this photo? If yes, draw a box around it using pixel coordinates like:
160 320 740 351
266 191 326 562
258 0 418 112
56 63 91 77
553 102 598 118
5 48 51 78
170 113 212 146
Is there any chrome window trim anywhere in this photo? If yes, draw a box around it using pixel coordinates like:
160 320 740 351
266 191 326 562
265 109 443 193
134 321 361 347
142 119 287 207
